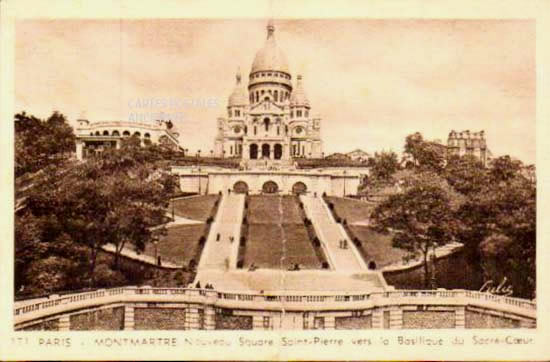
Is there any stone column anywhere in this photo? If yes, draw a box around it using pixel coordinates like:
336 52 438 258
204 306 216 330
253 314 265 330
371 308 384 329
389 307 403 329
185 306 201 330
455 306 465 329
75 140 84 160
58 315 70 331
324 316 335 330
123 305 135 330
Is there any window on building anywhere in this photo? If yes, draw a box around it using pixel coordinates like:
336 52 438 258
264 118 269 131
305 110 309 117
274 90 278 101
228 109 232 117
261 90 265 94
254 126 257 135
235 109 240 117
277 126 280 135
230 145 233 155
263 316 270 329
302 146 305 155
291 111 294 118
297 110 302 117
293 144 297 155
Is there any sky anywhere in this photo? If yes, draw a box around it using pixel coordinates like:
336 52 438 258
15 19 535 163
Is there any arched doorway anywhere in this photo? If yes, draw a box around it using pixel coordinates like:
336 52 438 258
233 181 249 194
292 182 307 195
274 144 283 160
261 144 270 158
262 181 279 194
249 144 258 159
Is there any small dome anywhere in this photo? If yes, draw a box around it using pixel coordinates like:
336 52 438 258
228 68 248 107
290 75 309 107
250 21 290 75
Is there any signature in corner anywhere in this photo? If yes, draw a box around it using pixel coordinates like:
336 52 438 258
479 277 514 297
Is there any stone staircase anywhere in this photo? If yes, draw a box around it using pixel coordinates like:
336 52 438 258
197 193 245 270
300 195 367 272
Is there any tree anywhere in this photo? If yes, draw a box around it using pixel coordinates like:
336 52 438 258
14 111 75 177
369 151 400 184
403 132 445 173
371 184 455 287
444 155 488 196
489 155 523 183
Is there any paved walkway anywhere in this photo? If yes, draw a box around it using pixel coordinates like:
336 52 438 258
193 269 386 293
300 195 366 272
382 241 464 272
198 193 245 270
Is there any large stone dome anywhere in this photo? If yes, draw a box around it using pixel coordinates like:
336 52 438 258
250 21 290 75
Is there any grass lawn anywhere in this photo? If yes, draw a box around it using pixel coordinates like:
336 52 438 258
325 196 374 224
244 224 320 269
243 195 322 269
170 195 218 221
348 225 408 267
142 224 206 266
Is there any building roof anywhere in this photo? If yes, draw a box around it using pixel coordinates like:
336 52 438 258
290 75 310 107
250 20 290 75
228 68 248 107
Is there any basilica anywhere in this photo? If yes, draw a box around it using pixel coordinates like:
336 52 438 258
214 21 323 165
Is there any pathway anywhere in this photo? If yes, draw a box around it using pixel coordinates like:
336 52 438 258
300 195 366 271
197 193 245 270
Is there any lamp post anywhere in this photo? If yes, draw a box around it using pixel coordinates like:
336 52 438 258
343 170 347 197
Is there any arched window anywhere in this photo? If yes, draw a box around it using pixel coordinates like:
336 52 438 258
263 118 270 131
112 130 120 136
277 126 280 135
123 130 130 137
274 90 278 102
95 131 100 136
103 130 109 136
285 125 288 134
144 133 150 139
134 132 141 137
254 126 257 135
244 126 248 134
230 145 233 155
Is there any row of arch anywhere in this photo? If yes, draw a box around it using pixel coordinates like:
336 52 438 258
249 88 290 104
249 143 283 160
90 130 151 138
233 180 307 195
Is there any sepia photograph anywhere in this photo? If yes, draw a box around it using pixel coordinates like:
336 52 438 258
3 0 549 360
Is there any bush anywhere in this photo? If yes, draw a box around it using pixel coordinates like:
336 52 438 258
237 260 244 269
368 261 377 270
328 202 334 210
206 216 213 224
313 237 320 247
240 236 246 246
199 236 206 245
336 217 341 223
322 192 327 197
243 217 247 224
343 219 347 225
94 263 127 288
321 262 329 269
353 237 361 246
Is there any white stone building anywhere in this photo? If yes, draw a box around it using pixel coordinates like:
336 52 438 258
75 119 181 160
214 21 323 165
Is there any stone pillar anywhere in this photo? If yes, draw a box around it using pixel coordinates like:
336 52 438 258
389 307 403 329
76 140 84 160
371 308 384 329
185 306 201 330
253 314 265 330
124 305 135 330
115 139 121 149
204 306 216 330
324 316 335 330
58 315 70 331
455 306 465 329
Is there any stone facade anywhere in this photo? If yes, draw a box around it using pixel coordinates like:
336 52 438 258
214 21 323 164
75 119 181 160
69 306 124 330
134 308 186 330
447 130 488 166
